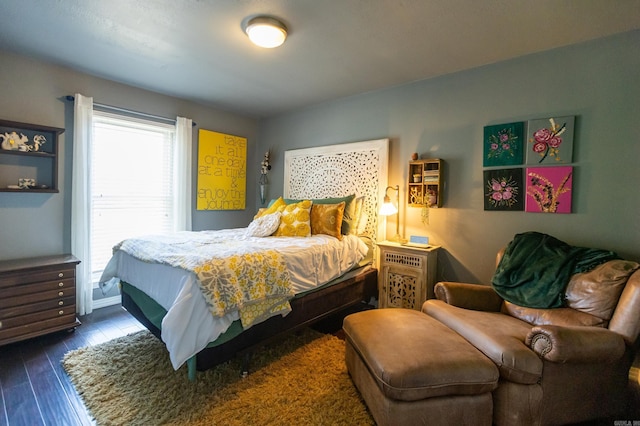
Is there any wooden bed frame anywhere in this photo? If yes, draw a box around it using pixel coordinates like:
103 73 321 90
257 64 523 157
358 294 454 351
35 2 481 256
122 266 377 372
121 139 389 376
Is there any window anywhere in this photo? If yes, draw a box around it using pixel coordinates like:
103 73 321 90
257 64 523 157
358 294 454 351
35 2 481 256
90 111 176 285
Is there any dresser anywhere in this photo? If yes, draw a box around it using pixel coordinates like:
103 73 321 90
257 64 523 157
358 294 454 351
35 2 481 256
377 241 440 310
0 254 81 346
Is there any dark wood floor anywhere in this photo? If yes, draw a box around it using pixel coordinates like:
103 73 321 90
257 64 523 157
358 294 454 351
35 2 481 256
0 304 144 426
1 304 637 426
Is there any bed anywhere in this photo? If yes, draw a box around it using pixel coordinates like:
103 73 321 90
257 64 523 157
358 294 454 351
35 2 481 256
100 139 389 379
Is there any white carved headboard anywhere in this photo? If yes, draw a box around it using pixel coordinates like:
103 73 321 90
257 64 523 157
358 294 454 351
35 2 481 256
284 139 389 241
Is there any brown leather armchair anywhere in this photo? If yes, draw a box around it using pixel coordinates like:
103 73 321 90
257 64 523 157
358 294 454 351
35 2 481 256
422 254 640 425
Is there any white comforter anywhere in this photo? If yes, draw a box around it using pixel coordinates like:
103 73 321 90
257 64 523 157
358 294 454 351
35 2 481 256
100 228 368 369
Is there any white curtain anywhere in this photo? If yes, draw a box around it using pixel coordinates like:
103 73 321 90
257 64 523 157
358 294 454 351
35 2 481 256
71 94 94 315
174 116 193 231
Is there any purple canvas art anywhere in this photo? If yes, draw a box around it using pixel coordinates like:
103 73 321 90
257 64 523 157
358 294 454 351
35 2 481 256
525 166 573 213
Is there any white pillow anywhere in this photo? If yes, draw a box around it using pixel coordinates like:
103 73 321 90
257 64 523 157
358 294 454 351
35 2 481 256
245 212 281 237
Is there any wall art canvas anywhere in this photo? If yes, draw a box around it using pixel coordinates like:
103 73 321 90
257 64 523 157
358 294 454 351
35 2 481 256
525 166 573 213
483 122 524 167
196 129 246 211
526 116 575 164
483 168 524 211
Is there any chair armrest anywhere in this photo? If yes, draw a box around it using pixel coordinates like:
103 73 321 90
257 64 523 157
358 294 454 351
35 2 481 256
434 282 503 312
525 325 626 363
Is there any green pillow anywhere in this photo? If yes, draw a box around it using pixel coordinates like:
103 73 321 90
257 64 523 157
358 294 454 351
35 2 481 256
285 194 357 234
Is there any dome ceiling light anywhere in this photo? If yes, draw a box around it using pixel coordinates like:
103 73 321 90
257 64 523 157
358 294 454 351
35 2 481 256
244 16 287 48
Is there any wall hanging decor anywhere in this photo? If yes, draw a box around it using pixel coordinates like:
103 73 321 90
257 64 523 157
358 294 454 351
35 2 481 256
196 129 247 211
258 150 271 205
483 168 524 211
483 121 524 167
526 116 575 164
525 166 573 213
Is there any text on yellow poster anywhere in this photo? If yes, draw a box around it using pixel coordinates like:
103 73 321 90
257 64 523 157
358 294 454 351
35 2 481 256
197 129 246 210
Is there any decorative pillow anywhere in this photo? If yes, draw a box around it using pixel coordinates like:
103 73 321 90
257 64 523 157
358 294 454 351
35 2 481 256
357 212 369 236
253 208 267 220
353 196 365 234
245 212 282 237
310 202 345 240
273 200 313 237
256 196 286 218
565 260 640 321
284 194 356 234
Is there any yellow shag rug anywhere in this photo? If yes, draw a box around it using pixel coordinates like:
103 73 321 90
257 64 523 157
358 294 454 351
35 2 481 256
62 329 373 425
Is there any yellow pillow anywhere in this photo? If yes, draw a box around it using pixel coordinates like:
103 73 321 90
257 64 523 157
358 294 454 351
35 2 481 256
311 202 345 240
253 208 267 220
256 197 286 218
273 200 313 237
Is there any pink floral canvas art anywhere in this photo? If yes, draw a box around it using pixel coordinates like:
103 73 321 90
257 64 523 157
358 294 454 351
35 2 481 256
483 168 524 211
526 116 574 164
525 166 573 213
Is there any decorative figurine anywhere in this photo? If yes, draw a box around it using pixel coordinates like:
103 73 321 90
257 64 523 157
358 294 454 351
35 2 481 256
32 135 46 151
1 131 29 151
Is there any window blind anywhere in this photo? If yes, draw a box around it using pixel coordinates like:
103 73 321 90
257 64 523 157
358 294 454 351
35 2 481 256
90 111 176 285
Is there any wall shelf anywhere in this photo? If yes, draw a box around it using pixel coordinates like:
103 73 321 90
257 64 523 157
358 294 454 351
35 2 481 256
0 119 64 193
408 158 443 208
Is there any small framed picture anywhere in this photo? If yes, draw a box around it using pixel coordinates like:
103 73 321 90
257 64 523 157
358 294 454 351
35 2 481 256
483 168 524 211
483 122 524 167
526 116 575 164
525 166 573 213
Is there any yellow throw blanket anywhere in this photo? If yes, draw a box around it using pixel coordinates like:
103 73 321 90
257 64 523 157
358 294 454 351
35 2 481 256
113 231 293 329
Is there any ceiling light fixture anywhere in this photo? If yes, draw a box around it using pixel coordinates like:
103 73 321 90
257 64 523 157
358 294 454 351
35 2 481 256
244 16 287 48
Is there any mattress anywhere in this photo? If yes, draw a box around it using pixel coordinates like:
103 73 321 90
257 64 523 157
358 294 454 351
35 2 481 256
100 228 369 369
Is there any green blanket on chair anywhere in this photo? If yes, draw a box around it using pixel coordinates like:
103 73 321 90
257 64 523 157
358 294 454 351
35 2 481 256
492 232 619 308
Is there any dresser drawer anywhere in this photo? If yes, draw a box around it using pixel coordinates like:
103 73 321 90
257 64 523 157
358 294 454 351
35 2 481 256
0 254 80 346
0 305 77 331
0 313 78 344
1 277 75 298
0 268 76 289
0 287 76 310
0 295 76 320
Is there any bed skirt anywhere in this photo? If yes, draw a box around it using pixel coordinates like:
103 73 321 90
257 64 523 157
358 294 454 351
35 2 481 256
121 266 378 374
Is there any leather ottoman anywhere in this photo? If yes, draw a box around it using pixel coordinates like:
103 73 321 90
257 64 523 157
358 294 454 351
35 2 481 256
343 309 499 426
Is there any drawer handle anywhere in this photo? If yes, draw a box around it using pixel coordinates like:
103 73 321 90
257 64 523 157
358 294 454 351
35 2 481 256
58 272 64 278
0 321 2 329
59 310 64 315
58 291 64 297
58 282 65 287
59 300 64 306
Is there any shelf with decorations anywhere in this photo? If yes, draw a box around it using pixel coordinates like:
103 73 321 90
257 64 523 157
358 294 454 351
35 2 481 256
408 158 443 209
0 119 64 193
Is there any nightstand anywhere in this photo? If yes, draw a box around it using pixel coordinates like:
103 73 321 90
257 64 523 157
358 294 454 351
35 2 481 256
377 241 440 310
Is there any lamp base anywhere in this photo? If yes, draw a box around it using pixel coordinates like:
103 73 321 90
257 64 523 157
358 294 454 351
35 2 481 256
388 234 408 244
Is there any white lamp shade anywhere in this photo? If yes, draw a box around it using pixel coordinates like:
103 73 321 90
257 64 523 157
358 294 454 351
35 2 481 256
246 17 287 48
379 201 398 216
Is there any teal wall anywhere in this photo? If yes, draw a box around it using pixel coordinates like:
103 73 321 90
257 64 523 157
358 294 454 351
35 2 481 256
0 50 259 261
1 31 638 286
259 30 640 284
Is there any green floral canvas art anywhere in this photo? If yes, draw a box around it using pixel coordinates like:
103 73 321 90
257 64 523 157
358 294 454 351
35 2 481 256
483 122 524 167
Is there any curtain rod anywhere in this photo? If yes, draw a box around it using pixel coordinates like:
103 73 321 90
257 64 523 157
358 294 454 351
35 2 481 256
65 95 196 127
